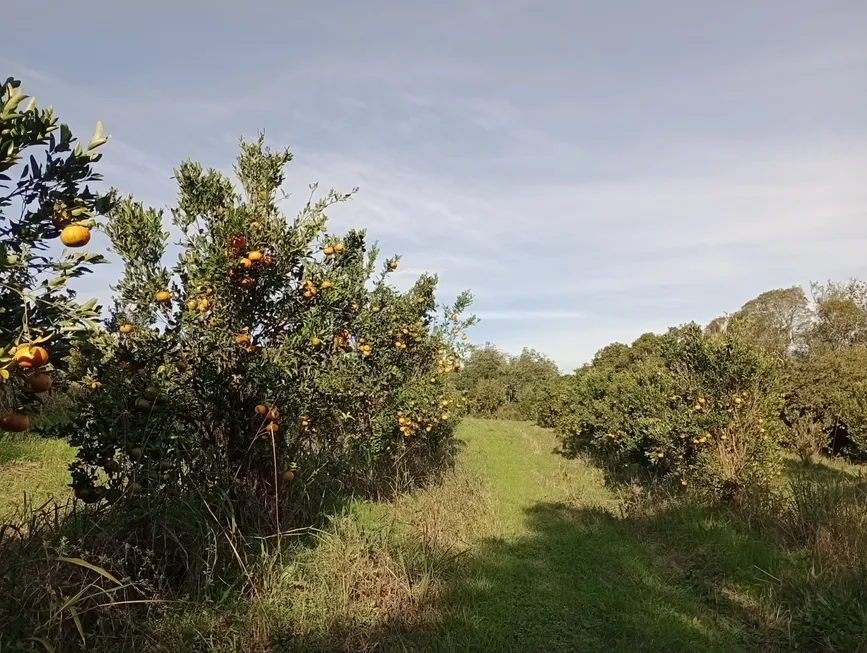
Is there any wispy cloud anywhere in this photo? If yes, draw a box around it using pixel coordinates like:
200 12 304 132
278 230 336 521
5 1 867 369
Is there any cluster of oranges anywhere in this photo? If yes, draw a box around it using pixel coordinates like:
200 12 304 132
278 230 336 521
300 415 316 432
436 348 461 374
395 400 451 437
0 344 52 432
225 235 272 286
301 279 318 298
322 242 345 256
358 338 372 357
186 284 215 313
254 403 280 434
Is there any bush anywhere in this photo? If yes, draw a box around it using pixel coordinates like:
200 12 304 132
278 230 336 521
1 78 109 433
456 344 558 421
59 137 474 531
547 324 784 501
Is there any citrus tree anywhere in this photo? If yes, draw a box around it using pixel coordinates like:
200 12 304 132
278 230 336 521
548 324 784 500
63 136 475 523
0 78 109 434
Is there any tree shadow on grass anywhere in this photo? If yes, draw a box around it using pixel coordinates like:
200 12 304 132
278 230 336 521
280 501 793 652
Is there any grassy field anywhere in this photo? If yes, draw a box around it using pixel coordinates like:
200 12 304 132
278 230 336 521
1 420 864 651
0 436 74 519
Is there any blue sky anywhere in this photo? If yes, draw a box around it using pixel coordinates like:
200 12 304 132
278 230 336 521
5 1 867 371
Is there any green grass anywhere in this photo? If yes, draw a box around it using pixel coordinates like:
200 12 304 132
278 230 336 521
0 436 75 520
2 422 865 652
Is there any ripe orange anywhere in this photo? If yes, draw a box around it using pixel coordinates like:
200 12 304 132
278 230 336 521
417 297 424 303
235 333 250 344
255 404 268 415
266 408 279 420
311 337 321 346
186 299 198 311
248 250 263 261
372 306 380 313
241 277 253 286
250 221 261 229
281 470 295 483
198 298 211 311
321 280 333 289
91 381 102 389
388 261 397 270
335 243 345 252
461 334 467 340
14 345 49 368
239 257 252 268
1 412 30 432
25 373 53 393
119 324 133 333
265 422 279 434
450 313 458 320
59 224 90 247
323 246 335 256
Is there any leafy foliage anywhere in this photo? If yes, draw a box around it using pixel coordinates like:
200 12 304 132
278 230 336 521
0 78 109 431
545 324 784 500
456 344 559 421
60 136 475 524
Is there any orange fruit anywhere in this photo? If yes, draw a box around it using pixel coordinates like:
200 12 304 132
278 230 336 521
265 422 279 434
254 404 268 415
281 470 295 483
119 324 133 333
388 261 397 270
335 243 345 252
14 345 49 368
311 337 321 346
266 408 279 420
417 297 424 303
241 277 253 286
323 246 334 256
91 381 102 389
450 313 458 320
59 224 90 247
25 373 52 393
262 255 273 266
321 280 333 289
198 298 211 311
372 306 380 313
235 333 250 344
248 250 263 261
239 257 252 268
229 234 247 251
1 412 30 432
186 299 198 311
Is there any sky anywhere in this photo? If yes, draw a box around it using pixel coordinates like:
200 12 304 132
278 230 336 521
4 0 867 372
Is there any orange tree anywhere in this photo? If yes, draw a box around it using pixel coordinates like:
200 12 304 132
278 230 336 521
0 78 109 434
548 324 783 501
64 136 474 524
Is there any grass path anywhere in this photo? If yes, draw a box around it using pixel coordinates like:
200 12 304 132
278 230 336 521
390 418 747 653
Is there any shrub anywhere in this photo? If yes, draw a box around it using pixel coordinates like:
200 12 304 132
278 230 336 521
548 324 784 501
786 413 828 465
60 136 475 531
456 344 558 421
1 78 109 434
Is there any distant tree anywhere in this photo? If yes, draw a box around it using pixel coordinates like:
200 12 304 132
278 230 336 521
808 281 867 349
729 287 811 356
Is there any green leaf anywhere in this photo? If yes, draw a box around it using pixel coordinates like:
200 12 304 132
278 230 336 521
69 604 86 645
57 556 123 586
